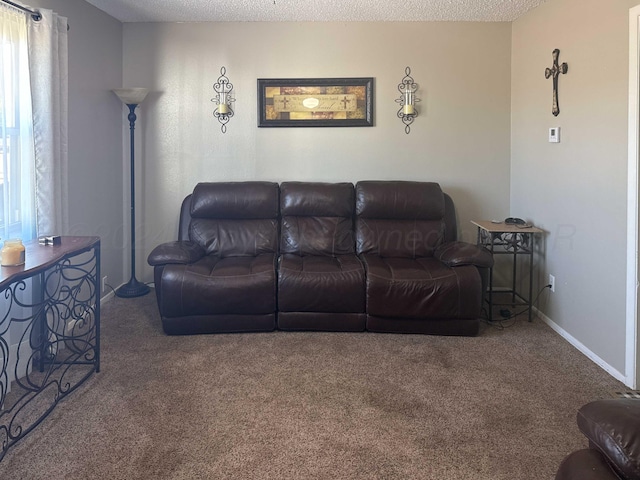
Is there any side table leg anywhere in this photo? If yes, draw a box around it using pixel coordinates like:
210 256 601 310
528 234 534 322
512 238 517 305
38 271 46 372
95 243 101 372
488 231 495 321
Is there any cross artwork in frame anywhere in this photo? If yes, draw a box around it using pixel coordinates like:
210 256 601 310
257 77 374 127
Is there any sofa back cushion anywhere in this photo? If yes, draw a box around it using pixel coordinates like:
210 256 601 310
280 182 355 256
355 181 446 258
188 182 279 257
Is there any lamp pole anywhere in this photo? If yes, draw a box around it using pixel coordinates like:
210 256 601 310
112 88 150 298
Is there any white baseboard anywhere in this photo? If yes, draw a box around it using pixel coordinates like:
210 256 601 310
100 288 116 305
534 307 626 384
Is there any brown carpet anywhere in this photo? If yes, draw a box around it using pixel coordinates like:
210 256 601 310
0 292 623 479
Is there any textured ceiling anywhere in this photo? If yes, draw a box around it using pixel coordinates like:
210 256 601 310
83 0 548 23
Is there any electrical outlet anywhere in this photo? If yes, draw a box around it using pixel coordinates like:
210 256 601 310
549 274 555 293
102 276 108 293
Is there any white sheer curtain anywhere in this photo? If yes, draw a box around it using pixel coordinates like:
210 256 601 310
0 5 69 390
0 3 35 394
28 8 68 236
0 4 35 241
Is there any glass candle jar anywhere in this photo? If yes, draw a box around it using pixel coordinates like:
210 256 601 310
1 239 26 266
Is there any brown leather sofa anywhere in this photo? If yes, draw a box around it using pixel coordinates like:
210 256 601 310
148 181 493 335
555 398 640 480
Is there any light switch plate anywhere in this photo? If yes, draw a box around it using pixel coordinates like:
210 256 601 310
549 127 561 143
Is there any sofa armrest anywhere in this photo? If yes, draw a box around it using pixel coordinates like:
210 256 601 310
577 398 640 480
434 241 494 268
147 241 205 266
555 449 622 480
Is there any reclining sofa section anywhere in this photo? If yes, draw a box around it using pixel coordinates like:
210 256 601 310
148 181 493 336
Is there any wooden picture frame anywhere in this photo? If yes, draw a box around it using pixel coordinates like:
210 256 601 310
257 77 374 127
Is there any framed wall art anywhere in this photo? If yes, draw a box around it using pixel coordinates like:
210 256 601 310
257 77 374 127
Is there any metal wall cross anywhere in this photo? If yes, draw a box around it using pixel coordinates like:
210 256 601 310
544 49 568 117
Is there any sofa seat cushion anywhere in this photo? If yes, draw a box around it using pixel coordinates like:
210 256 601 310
158 253 276 318
361 255 482 319
278 254 365 313
577 398 640 480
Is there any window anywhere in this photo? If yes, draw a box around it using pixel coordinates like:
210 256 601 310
0 5 35 242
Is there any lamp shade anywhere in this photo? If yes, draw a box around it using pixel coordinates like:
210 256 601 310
112 88 149 105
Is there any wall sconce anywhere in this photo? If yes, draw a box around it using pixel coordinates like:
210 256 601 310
212 67 234 133
396 67 420 134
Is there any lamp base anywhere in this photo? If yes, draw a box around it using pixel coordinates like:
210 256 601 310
115 277 150 298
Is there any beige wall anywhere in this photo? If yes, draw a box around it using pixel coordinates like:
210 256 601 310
512 0 639 375
30 0 124 298
122 21 513 281
28 0 638 380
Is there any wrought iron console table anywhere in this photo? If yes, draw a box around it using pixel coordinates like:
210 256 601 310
0 236 100 461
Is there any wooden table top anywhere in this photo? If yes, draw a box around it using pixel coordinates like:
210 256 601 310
0 236 100 290
471 220 544 234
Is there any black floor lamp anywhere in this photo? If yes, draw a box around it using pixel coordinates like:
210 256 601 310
112 88 150 298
